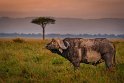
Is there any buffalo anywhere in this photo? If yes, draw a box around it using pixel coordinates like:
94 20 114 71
46 38 116 70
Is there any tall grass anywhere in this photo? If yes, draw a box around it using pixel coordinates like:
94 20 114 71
0 38 124 83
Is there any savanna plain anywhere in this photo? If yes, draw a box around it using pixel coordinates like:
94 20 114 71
0 38 124 83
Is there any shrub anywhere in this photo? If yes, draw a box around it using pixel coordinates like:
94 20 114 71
13 38 25 43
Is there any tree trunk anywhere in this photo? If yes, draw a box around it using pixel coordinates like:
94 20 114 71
41 24 46 40
42 27 45 40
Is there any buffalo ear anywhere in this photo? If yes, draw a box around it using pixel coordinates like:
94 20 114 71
56 39 69 50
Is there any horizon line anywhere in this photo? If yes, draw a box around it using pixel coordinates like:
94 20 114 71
0 33 124 35
0 16 124 20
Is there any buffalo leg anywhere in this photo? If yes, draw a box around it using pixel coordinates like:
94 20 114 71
102 53 114 71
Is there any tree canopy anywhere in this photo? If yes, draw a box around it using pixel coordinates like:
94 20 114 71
31 17 55 27
31 17 55 40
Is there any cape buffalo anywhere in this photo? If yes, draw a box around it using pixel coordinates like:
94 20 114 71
46 38 116 70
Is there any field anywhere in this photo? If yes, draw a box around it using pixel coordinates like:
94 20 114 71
0 38 124 83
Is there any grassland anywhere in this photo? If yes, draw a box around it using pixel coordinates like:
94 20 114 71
0 38 124 83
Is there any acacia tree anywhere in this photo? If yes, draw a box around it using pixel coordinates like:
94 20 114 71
31 17 55 40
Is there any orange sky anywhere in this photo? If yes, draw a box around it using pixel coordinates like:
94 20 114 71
0 0 124 18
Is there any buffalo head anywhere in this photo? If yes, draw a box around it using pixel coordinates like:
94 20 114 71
46 38 70 53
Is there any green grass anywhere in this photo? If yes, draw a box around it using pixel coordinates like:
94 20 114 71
0 38 124 83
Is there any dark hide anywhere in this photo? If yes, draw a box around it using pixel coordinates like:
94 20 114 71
46 38 116 70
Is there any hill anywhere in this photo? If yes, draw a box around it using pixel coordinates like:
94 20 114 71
0 17 124 34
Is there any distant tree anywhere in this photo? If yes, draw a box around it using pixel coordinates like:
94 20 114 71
31 17 55 40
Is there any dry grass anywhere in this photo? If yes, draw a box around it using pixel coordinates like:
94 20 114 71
0 38 124 83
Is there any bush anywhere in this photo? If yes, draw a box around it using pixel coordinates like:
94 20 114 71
13 38 25 43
